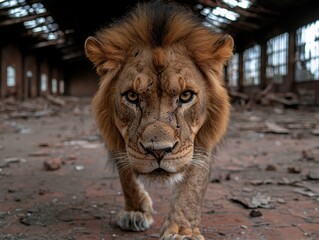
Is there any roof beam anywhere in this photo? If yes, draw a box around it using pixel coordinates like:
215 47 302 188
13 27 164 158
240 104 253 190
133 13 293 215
31 38 64 48
199 0 259 18
199 0 279 18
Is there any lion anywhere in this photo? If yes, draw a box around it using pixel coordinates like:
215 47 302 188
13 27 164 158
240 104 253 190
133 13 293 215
84 0 233 239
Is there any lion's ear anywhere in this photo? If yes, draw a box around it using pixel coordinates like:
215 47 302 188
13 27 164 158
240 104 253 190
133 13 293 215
191 33 234 74
212 34 234 65
84 36 107 76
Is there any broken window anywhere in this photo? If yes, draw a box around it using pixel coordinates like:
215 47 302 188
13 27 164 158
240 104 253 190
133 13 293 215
266 32 288 83
40 73 47 92
227 53 239 87
243 45 260 86
295 20 319 82
7 66 16 87
52 78 57 94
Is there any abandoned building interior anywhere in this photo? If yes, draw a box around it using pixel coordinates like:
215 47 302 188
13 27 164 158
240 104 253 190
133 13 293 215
0 0 319 103
1 0 319 239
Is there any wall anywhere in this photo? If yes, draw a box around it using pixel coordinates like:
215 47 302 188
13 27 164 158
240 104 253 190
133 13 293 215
0 44 23 98
39 59 50 96
24 54 38 98
66 61 99 97
295 81 319 105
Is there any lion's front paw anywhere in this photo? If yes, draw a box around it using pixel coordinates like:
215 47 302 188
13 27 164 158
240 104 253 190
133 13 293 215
161 234 204 240
161 233 204 240
116 210 154 232
160 223 204 240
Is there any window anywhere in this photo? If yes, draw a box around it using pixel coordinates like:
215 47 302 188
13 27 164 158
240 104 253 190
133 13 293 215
59 80 64 94
295 20 319 81
41 73 47 92
243 45 261 86
7 66 16 87
52 78 57 94
266 32 288 83
227 53 239 87
26 70 33 78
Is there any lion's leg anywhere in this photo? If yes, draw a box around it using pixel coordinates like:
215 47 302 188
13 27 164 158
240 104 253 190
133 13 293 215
160 164 210 240
116 164 154 232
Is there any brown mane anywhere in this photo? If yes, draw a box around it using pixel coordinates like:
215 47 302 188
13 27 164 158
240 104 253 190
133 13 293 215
85 0 233 152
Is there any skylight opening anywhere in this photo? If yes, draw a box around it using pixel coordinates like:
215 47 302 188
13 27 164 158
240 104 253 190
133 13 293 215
223 0 252 9
207 13 231 24
212 7 239 21
32 26 42 33
32 3 46 14
23 19 36 28
1 0 64 44
47 32 58 40
48 23 58 32
195 4 203 10
201 7 211 16
37 17 46 24
0 0 25 9
8 5 29 18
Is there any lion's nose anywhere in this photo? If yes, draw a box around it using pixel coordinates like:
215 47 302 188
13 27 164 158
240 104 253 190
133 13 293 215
139 121 178 163
140 142 177 163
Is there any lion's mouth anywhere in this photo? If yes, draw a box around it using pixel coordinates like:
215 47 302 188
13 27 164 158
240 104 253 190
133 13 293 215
151 168 169 176
135 167 185 185
136 167 173 178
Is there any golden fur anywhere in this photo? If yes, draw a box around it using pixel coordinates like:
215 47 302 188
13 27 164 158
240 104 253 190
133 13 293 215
85 0 233 239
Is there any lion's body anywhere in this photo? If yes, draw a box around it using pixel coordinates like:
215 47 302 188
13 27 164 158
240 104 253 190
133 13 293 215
85 0 233 239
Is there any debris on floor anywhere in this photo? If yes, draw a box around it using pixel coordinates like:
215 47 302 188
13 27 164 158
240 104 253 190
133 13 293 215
0 96 319 239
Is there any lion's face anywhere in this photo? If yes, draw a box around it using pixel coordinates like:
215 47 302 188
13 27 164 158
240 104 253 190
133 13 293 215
111 47 207 182
85 6 233 184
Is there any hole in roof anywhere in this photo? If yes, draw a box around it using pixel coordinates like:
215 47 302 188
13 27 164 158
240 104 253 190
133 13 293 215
223 0 252 9
1 0 64 42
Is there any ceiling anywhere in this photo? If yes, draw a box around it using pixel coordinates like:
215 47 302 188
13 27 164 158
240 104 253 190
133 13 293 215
1 0 319 65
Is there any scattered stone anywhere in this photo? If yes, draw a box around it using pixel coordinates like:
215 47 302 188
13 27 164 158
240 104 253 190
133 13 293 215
265 164 277 171
46 95 65 106
75 165 85 171
250 180 264 186
240 225 248 229
294 188 318 197
231 192 272 209
43 157 62 171
67 154 77 160
217 231 227 236
7 188 17 193
301 149 315 161
38 189 47 195
311 128 319 136
307 169 319 180
264 122 290 134
0 158 26 168
249 209 262 218
38 142 50 147
277 177 300 185
29 151 50 157
242 187 254 193
149 233 161 238
277 198 286 204
287 166 301 174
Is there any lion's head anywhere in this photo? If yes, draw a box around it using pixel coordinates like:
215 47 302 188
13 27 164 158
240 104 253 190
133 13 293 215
85 1 233 184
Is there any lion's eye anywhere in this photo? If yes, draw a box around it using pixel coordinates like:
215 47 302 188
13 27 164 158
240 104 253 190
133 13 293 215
179 90 195 103
124 91 139 104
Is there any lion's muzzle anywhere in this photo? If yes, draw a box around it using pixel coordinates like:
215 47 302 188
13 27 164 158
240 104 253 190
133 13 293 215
138 121 179 164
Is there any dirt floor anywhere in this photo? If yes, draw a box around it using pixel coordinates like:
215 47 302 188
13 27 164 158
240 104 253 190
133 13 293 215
0 96 319 240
